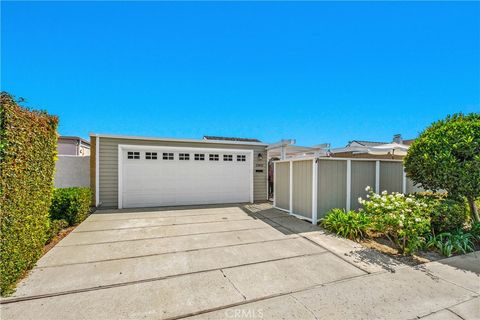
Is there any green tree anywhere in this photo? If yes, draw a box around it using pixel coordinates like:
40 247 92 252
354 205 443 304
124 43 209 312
404 113 480 223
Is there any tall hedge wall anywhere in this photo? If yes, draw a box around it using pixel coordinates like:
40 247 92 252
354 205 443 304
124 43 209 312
0 92 58 295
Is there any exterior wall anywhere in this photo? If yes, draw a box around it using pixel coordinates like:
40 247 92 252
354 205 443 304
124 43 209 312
292 160 313 219
58 141 78 156
380 162 403 193
274 162 290 211
54 156 90 188
94 136 267 208
317 159 347 218
79 145 90 156
350 160 376 210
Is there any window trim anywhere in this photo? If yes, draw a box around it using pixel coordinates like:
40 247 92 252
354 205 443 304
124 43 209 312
162 152 174 160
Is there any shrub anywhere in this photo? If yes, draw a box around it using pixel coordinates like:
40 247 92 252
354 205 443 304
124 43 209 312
360 187 431 254
415 192 469 233
469 222 480 241
404 113 480 222
426 230 476 257
322 208 371 240
0 93 58 296
46 219 69 243
50 187 92 226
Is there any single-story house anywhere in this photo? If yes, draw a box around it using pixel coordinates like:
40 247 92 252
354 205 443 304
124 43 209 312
330 134 413 159
58 136 91 156
90 133 268 209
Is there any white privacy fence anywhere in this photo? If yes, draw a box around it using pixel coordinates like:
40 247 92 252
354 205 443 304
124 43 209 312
273 157 422 224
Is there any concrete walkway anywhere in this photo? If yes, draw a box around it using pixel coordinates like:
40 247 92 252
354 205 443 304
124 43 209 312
1 203 478 319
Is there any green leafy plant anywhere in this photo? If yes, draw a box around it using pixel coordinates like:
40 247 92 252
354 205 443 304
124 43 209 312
50 187 92 226
469 222 480 241
404 113 480 222
0 92 58 296
360 187 431 254
322 208 371 240
426 230 476 257
46 219 69 243
415 192 469 233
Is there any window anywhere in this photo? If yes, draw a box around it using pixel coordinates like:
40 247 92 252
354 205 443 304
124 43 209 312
209 154 219 161
194 153 205 161
179 153 190 160
127 151 140 159
145 152 157 160
162 152 174 160
223 154 233 162
237 155 246 162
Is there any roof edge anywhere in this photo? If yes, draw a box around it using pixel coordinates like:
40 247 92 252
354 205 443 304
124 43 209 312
89 133 268 146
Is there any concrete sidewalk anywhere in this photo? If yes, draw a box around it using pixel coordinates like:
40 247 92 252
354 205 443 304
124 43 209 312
1 203 478 319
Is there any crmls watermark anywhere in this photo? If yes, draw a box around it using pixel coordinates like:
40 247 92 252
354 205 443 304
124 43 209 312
225 308 264 319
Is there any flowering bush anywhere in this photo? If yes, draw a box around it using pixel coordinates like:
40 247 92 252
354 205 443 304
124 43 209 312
359 186 431 254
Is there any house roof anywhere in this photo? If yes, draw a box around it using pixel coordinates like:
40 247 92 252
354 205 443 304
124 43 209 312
203 136 262 143
90 133 267 146
348 140 387 147
58 136 90 146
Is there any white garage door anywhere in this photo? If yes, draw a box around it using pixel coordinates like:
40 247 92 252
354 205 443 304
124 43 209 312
119 146 253 208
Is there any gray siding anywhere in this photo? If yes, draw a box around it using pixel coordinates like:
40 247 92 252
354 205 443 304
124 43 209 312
292 160 313 219
317 160 347 218
351 160 376 210
274 162 290 211
380 162 403 193
96 137 267 208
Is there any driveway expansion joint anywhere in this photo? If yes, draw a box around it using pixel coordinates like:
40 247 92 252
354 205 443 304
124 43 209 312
36 236 303 269
56 226 270 247
1 251 332 305
72 218 254 233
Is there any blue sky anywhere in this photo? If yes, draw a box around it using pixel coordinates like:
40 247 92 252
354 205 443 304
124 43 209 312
2 2 479 147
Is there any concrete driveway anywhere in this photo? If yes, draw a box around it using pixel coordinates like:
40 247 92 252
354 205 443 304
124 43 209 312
1 204 479 319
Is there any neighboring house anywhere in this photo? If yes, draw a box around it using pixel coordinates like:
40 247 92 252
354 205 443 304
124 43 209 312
54 136 90 188
58 136 90 156
330 134 412 159
91 133 268 209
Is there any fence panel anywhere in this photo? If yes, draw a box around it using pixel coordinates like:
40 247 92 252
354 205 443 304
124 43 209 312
317 159 347 218
350 160 376 210
380 162 403 193
292 160 313 219
274 161 290 211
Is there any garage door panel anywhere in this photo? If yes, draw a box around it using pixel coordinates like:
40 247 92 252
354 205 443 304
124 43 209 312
121 148 251 208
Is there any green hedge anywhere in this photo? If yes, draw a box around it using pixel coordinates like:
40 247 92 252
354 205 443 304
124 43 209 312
0 92 58 295
50 187 92 226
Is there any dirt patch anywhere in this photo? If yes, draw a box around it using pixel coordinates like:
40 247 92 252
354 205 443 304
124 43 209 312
360 237 444 266
43 226 75 255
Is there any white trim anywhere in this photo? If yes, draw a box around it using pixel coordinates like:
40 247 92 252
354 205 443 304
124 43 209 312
250 151 254 203
289 160 293 214
375 160 380 193
90 133 267 146
95 135 100 207
311 159 318 225
273 205 290 213
117 144 254 209
273 161 277 207
274 157 403 163
118 146 123 209
346 159 352 211
402 168 407 194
